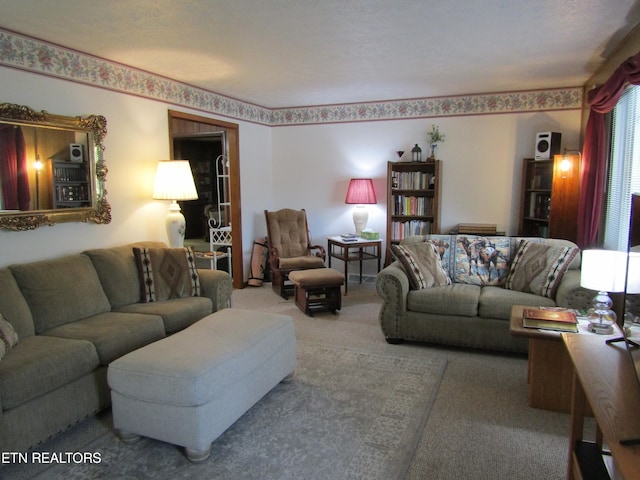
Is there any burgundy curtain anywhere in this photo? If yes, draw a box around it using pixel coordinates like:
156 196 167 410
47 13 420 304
0 125 30 211
577 50 640 248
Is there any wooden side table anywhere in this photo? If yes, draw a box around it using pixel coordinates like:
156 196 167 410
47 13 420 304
510 305 619 413
563 334 640 479
327 236 382 295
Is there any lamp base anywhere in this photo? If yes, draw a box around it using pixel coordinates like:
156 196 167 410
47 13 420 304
165 201 186 248
352 205 369 236
588 322 614 335
586 291 616 335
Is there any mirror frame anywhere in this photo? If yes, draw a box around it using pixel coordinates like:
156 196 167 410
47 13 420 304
0 102 111 231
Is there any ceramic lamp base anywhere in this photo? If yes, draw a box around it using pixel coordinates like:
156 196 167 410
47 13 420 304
165 201 186 248
352 205 369 236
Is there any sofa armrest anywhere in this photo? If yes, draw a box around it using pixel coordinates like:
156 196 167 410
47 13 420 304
375 262 410 340
555 269 593 310
197 269 233 311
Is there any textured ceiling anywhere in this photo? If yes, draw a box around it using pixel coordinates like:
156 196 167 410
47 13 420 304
0 0 639 108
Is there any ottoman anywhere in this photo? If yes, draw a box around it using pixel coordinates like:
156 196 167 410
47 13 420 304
107 308 296 462
288 268 344 315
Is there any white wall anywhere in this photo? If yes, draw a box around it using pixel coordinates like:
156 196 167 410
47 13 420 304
0 67 273 277
0 66 581 279
272 110 581 271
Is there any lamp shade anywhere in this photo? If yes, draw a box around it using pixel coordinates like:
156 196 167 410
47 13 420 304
152 160 198 201
580 249 628 293
345 178 377 204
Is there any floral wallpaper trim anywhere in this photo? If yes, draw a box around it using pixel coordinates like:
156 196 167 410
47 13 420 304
270 88 583 125
0 29 582 126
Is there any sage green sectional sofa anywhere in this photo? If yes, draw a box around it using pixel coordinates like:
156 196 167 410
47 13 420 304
376 234 594 353
0 241 232 453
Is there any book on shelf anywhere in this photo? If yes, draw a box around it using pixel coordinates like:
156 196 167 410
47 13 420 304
522 308 578 332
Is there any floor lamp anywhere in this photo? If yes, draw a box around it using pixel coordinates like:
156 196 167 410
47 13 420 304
152 160 198 248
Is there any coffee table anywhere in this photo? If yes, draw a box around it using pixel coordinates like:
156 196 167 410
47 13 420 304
509 305 620 413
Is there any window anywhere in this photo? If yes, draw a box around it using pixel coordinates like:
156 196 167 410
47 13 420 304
603 85 640 251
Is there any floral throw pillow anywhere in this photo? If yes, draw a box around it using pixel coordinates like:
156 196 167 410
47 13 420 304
391 242 451 290
504 240 578 299
133 247 201 303
0 313 19 361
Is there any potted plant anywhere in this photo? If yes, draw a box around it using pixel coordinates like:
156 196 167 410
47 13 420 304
427 124 445 160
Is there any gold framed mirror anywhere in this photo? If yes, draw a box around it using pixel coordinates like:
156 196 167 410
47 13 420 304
0 102 110 231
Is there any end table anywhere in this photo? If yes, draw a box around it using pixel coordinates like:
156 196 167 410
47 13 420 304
327 236 382 295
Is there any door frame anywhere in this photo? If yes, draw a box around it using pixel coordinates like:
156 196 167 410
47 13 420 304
168 110 243 289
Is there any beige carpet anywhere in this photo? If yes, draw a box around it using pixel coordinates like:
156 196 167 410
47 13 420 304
232 282 584 480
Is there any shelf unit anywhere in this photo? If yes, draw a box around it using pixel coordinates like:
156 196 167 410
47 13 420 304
518 155 580 242
51 161 91 208
385 160 441 265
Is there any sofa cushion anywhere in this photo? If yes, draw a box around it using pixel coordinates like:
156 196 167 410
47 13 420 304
478 286 557 320
0 268 35 338
401 234 453 277
10 255 112 334
0 314 19 361
505 240 578 299
391 242 451 290
0 335 99 409
133 247 201 303
115 296 213 335
84 242 168 308
44 312 166 365
453 236 512 286
407 284 480 317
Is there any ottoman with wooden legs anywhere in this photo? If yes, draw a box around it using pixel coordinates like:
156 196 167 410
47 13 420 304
107 308 296 462
288 268 345 315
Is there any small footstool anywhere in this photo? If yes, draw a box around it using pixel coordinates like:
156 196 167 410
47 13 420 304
288 268 344 315
107 308 296 462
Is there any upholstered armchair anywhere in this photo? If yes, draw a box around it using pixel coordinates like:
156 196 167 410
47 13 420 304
264 208 326 299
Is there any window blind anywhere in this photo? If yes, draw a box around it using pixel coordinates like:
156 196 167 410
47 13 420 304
603 85 640 251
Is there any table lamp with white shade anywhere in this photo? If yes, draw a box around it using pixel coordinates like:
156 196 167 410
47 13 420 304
580 249 628 334
152 160 198 248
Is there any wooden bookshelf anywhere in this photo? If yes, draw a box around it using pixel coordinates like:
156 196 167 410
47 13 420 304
385 160 441 265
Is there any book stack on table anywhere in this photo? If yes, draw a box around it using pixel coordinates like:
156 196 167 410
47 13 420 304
457 223 497 235
522 307 579 333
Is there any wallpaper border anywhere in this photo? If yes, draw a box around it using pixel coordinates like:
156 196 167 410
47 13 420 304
0 28 583 126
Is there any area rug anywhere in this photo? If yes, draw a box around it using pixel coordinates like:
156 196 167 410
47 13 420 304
5 341 446 480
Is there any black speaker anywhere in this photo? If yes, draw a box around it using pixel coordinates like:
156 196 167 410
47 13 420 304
70 143 84 162
534 132 561 160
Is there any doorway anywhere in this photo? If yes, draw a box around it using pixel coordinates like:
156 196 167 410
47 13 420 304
168 110 243 289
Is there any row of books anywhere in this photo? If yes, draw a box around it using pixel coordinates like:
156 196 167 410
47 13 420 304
391 172 434 190
53 166 88 182
390 220 432 241
391 195 434 216
55 184 89 203
527 193 551 220
522 307 578 332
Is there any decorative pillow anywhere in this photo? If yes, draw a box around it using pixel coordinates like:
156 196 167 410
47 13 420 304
391 242 451 290
133 247 201 303
453 236 512 286
0 313 19 361
504 240 579 299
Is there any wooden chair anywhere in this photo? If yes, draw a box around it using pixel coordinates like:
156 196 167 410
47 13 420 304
264 208 326 299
